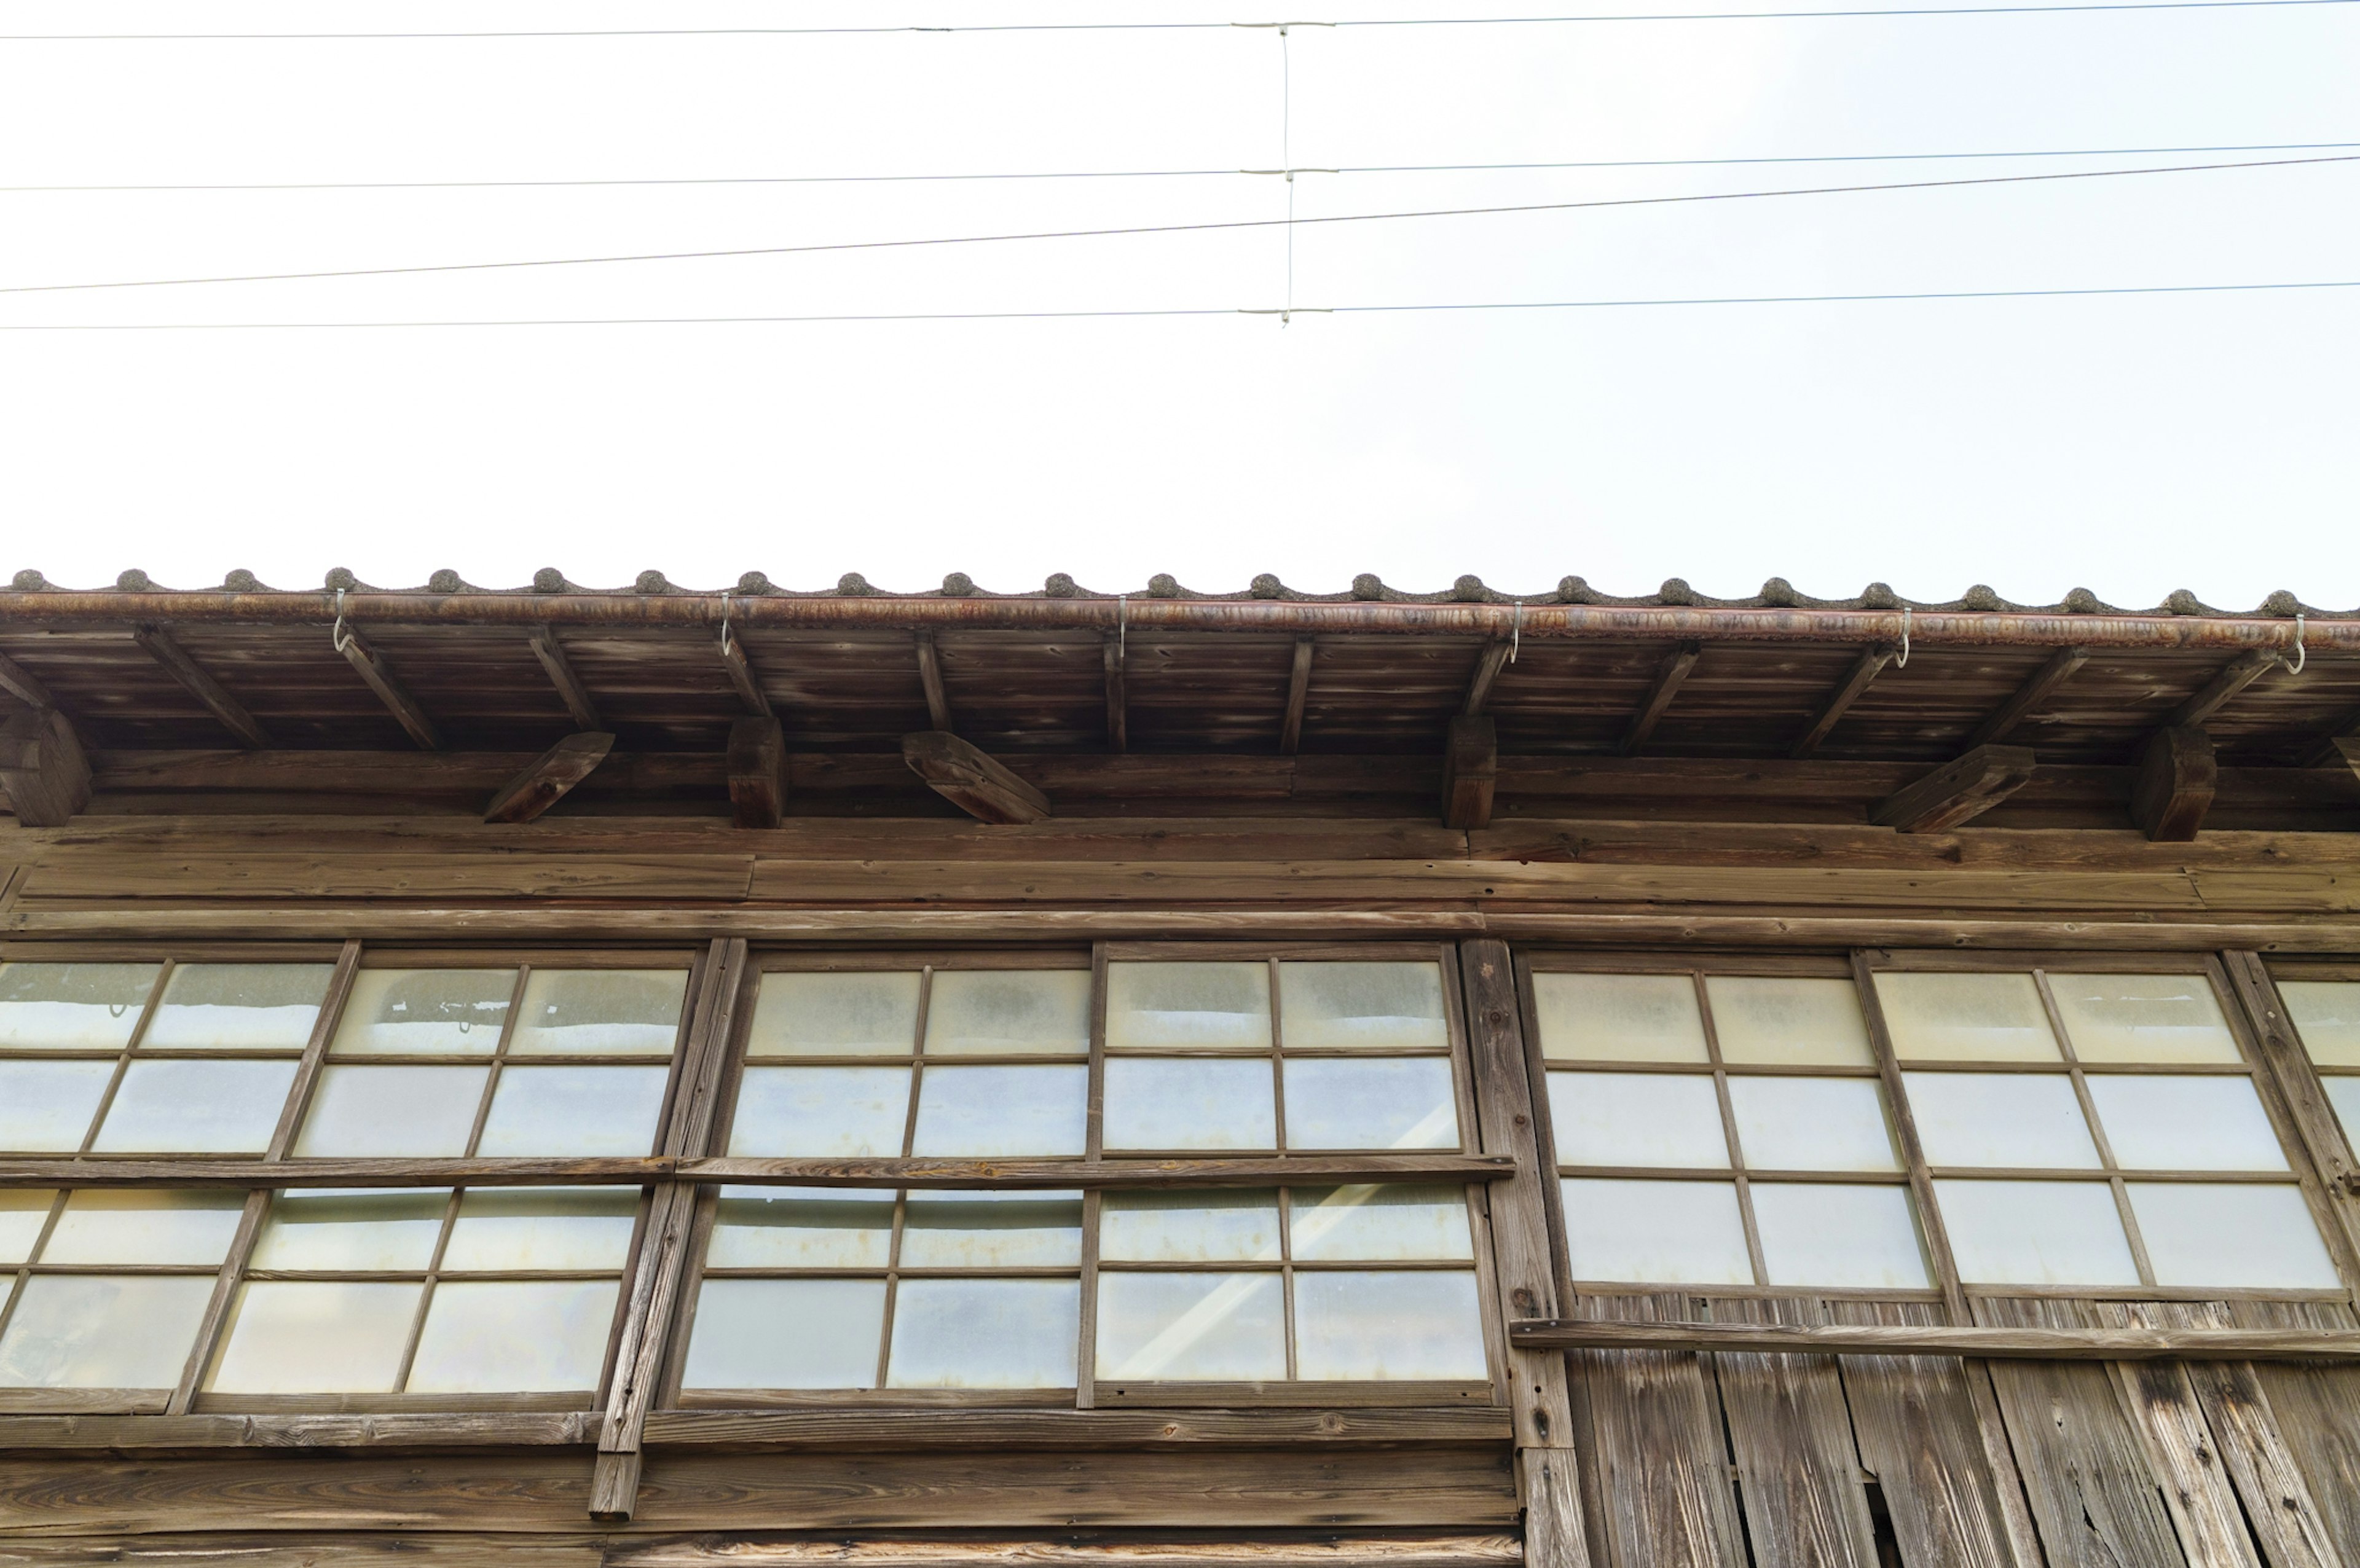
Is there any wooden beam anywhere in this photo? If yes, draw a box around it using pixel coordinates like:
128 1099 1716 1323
1790 645 1894 758
914 629 953 733
0 649 58 711
527 627 603 731
1461 640 1512 717
718 629 774 719
1619 640 1701 755
481 731 613 824
903 729 1050 824
2331 735 2360 781
2167 646 2283 729
129 625 270 748
335 627 441 750
0 707 90 826
727 716 787 829
2133 724 2216 841
1280 635 1313 754
1510 1319 2360 1363
1964 644 2087 749
1442 715 1497 830
1104 632 1127 755
1870 743 2036 833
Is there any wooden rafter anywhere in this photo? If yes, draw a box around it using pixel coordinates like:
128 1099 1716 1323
1790 645 1894 758
1619 641 1701 756
334 627 441 750
132 624 270 748
0 649 60 711
2165 647 2281 729
1103 632 1127 754
903 730 1051 823
1870 743 2037 832
1280 635 1314 755
1963 645 2088 750
2133 724 2216 841
914 630 953 733
482 731 614 824
1461 639 1512 717
527 627 603 732
717 627 774 719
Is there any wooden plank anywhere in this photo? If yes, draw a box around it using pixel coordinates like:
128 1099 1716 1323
639 1406 1512 1448
717 628 774 719
1790 645 1895 758
1462 640 1512 718
1964 645 2089 749
0 708 88 827
2168 648 2284 729
0 1535 612 1566
2135 725 2218 841
2102 1338 2262 1567
1442 716 1497 831
1104 632 1127 755
726 717 787 830
0 1413 596 1448
1618 641 1701 756
334 625 442 750
130 625 271 748
1871 745 2037 833
1280 636 1313 755
915 630 953 734
18 852 756 901
2151 1302 2339 1568
1509 1320 2360 1362
605 1536 1525 1568
2228 1299 2360 1565
902 731 1052 824
1707 1298 1881 1568
0 651 58 712
1568 1292 1750 1568
529 627 605 731
483 732 615 824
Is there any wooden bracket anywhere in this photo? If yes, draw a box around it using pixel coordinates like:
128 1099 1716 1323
915 630 953 734
1871 743 2036 833
132 624 271 748
1280 636 1314 755
1964 645 2088 749
726 716 787 829
482 731 614 823
0 706 91 826
1790 644 1894 758
2132 725 2216 841
1442 715 1497 829
336 626 441 750
2166 647 2282 729
1620 641 1701 756
528 627 604 732
903 730 1050 823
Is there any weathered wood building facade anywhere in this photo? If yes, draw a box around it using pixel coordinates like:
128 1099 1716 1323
3 570 2360 1568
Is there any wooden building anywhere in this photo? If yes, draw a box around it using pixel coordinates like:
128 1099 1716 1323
3 568 2360 1568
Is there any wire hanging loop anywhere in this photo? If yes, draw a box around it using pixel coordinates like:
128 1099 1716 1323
2284 612 2306 675
1895 605 1910 668
331 586 354 654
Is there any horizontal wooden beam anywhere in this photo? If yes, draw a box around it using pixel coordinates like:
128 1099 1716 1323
0 706 90 827
1871 743 2037 833
2167 646 2283 729
527 627 604 732
2134 724 2217 841
903 729 1051 823
335 626 441 750
1509 1319 2360 1363
1964 644 2088 750
727 716 787 829
482 731 614 824
1619 640 1701 756
131 625 270 748
1790 644 1894 758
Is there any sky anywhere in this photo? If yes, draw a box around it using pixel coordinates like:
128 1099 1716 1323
1 0 2355 608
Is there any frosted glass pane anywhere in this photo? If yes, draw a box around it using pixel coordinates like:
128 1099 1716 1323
1283 1059 1458 1150
1707 978 1873 1066
1727 1078 1898 1172
0 1276 216 1387
2327 1080 2360 1145
2051 973 2240 1064
1103 1057 1274 1151
0 1060 113 1151
924 970 1091 1056
92 1059 297 1153
2085 1076 2288 1172
1532 973 1707 1063
43 1190 245 1265
1294 1271 1487 1381
1874 973 2059 1061
474 1065 669 1157
909 1065 1086 1156
1278 962 1449 1050
746 971 918 1057
294 1064 487 1156
1096 1272 1286 1381
1752 1184 1929 1288
442 1188 639 1271
2281 981 2360 1067
1903 1072 2100 1169
0 962 157 1049
0 1191 55 1264
886 1278 1079 1389
332 969 512 1055
250 1190 448 1271
706 1186 895 1268
683 1278 884 1388
1101 1190 1281 1263
1560 1178 1753 1285
900 1190 1084 1268
1935 1180 2139 1285
144 964 331 1051
1105 963 1270 1051
728 1065 910 1157
2128 1183 2342 1290
1290 1185 1473 1261
206 1282 419 1393
508 969 686 1056
407 1279 620 1392
1546 1072 1728 1168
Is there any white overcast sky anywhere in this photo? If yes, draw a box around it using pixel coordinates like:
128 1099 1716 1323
1 0 2355 606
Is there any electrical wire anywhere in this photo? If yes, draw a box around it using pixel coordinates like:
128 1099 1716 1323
3 151 2351 297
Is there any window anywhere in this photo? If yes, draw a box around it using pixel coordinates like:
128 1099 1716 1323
2276 971 2360 1154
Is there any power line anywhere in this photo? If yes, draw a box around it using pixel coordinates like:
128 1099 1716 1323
4 152 2351 297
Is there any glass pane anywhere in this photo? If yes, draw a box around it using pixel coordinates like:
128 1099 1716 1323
293 1064 488 1156
2050 973 2241 1064
2327 1080 2360 1146
1707 978 1873 1066
1751 1183 1929 1288
2281 981 2360 1067
1096 1272 1286 1381
442 1187 639 1271
1278 962 1449 1050
249 1190 448 1271
1726 1078 1900 1172
508 969 687 1056
1533 973 1708 1063
0 962 157 1049
908 1064 1086 1157
899 1190 1084 1268
1103 1057 1275 1151
42 1190 246 1264
0 1060 114 1151
728 1065 911 1157
0 1191 55 1264
924 970 1091 1056
1283 1059 1459 1150
474 1065 669 1158
1874 972 2059 1062
90 1059 298 1153
1100 1190 1281 1263
1560 1178 1753 1285
1294 1271 1487 1381
1935 1180 2140 1285
746 971 919 1057
406 1279 620 1392
1105 962 1270 1051
2085 1076 2289 1172
683 1278 885 1389
1289 1185 1473 1261
1903 1073 2102 1170
205 1281 419 1393
1546 1072 1728 1168
2127 1183 2342 1290
885 1278 1079 1389
332 969 513 1055
706 1186 895 1269
0 1276 216 1387
143 964 332 1051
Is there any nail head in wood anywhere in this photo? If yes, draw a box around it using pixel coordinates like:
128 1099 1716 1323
2133 724 2216 841
0 705 90 826
1870 743 2036 833
1442 715 1497 829
726 716 787 829
481 731 614 824
903 730 1051 824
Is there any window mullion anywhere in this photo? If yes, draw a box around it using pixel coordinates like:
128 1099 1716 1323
1851 950 1972 1322
1076 944 1108 1409
1696 970 1768 1288
392 1189 466 1394
73 960 173 1156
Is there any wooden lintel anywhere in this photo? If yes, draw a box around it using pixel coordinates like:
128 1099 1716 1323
1619 641 1701 755
1104 632 1127 755
2133 724 2217 841
336 627 441 750
0 649 58 711
1870 743 2037 832
1461 640 1512 718
1442 715 1497 829
915 629 953 733
1511 1319 2360 1363
903 729 1051 824
1964 644 2088 749
0 706 91 826
130 625 270 748
1790 645 1894 758
718 629 774 719
727 715 787 829
1280 635 1314 755
481 731 614 824
2166 647 2283 729
527 627 604 731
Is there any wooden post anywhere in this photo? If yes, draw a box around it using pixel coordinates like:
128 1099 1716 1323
1442 716 1497 830
2131 725 2216 841
0 706 90 826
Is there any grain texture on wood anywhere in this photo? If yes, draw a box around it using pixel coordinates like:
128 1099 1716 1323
608 1535 1528 1568
0 651 58 712
1509 1320 2360 1362
2167 648 2283 729
2104 1347 2262 1568
529 626 605 731
1964 645 2088 749
483 732 615 824
915 630 953 734
1791 645 1895 758
1871 745 2038 833
1280 637 1314 755
1569 1292 1750 1568
717 627 774 719
1462 640 1512 718
1442 716 1497 831
1707 1298 1880 1568
2152 1302 2339 1568
2229 1299 2360 1566
726 716 787 829
1518 1450 1589 1568
132 625 271 748
2134 726 2218 842
903 731 1052 824
0 707 89 827
1618 641 1701 756
334 625 442 750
